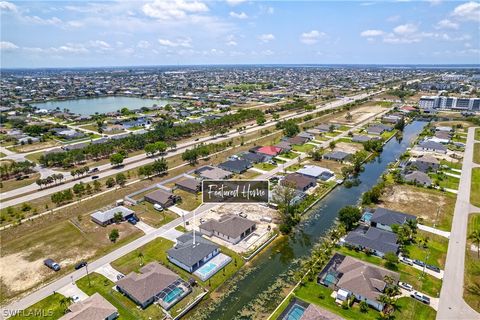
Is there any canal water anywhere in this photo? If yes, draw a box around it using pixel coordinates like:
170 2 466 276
205 120 427 320
31 96 170 115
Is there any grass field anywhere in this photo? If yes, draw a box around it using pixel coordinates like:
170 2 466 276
474 143 480 164
440 159 462 170
280 151 300 159
476 128 480 141
254 162 277 171
133 202 178 227
429 173 460 190
111 237 244 292
472 168 480 208
465 213 480 313
174 189 202 211
77 273 164 320
0 172 40 193
336 247 442 297
404 231 449 268
8 293 66 320
234 170 261 180
292 144 315 153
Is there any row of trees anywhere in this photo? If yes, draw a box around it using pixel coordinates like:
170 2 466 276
276 119 300 137
182 140 233 165
36 173 64 189
0 160 35 180
137 158 168 178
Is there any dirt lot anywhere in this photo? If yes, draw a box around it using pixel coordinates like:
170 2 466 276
380 184 456 231
334 105 386 125
309 159 345 175
186 203 279 253
0 218 142 304
334 141 363 154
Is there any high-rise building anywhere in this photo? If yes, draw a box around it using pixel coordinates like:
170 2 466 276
418 96 480 111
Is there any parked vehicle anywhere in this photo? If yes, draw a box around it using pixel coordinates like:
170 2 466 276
116 274 125 280
90 168 99 173
400 257 413 266
399 282 413 291
44 259 60 271
426 264 441 273
74 261 87 270
239 212 247 218
91 175 99 180
127 217 138 225
72 295 80 303
153 204 163 211
413 259 425 267
411 292 430 305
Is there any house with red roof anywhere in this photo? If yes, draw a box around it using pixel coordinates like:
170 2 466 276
256 146 282 157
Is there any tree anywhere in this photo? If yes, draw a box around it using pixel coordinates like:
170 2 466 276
113 212 123 223
345 112 353 121
469 230 480 258
359 300 369 313
110 153 124 167
272 182 298 233
384 252 399 269
72 182 85 196
105 177 116 188
144 143 157 157
395 117 405 131
329 141 336 150
115 173 127 187
109 229 119 242
182 149 198 165
93 180 102 192
338 206 361 231
152 158 168 175
256 114 266 125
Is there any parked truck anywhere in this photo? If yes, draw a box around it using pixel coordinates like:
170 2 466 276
44 258 60 271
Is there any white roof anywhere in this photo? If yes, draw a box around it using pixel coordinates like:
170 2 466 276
90 206 134 223
296 165 333 178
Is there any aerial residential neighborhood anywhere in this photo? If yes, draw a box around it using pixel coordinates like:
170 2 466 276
0 1 479 320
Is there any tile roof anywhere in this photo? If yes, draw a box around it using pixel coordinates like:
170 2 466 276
371 207 416 227
167 232 219 268
61 293 117 320
199 214 256 239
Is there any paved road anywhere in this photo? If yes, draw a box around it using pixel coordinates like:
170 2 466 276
0 91 380 207
0 101 388 317
437 126 480 320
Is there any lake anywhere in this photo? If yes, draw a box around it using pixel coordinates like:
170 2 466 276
31 96 171 115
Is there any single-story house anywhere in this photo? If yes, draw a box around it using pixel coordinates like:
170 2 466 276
352 135 375 143
369 207 416 232
195 166 232 180
281 173 317 191
366 124 392 135
381 114 402 124
341 226 399 257
413 155 440 172
318 253 400 312
18 136 40 144
316 124 337 132
435 126 453 132
296 165 334 181
60 293 118 320
297 132 315 140
323 151 352 162
144 189 180 208
167 232 220 273
91 206 135 226
256 146 282 158
199 214 256 244
274 141 292 153
175 177 201 193
240 152 266 164
404 171 432 186
417 140 447 154
285 135 309 145
218 159 252 174
116 262 190 309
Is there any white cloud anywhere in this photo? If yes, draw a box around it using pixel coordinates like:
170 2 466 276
261 49 274 56
452 1 480 22
300 30 326 45
226 0 246 6
88 40 111 50
435 19 459 29
226 40 238 46
427 0 442 6
229 11 248 19
387 15 401 22
158 37 192 48
142 0 209 20
0 1 17 12
23 15 63 26
0 41 18 51
137 40 151 49
258 33 275 43
360 29 384 37
393 23 417 35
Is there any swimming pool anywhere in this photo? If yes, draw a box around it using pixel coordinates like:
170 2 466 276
361 211 373 223
194 253 232 281
162 287 184 304
283 304 306 320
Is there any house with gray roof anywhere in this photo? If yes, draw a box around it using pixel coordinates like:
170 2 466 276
404 171 432 187
90 206 135 226
239 152 266 164
352 135 375 143
167 232 220 273
144 189 180 208
413 155 440 172
199 214 256 244
274 141 292 153
175 177 201 193
116 262 190 309
341 226 399 257
296 165 334 181
218 159 252 174
60 293 118 320
323 151 352 162
195 165 232 180
417 140 447 154
370 207 416 232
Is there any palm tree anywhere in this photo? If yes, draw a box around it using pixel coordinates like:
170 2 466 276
468 230 480 258
138 251 144 266
59 296 74 313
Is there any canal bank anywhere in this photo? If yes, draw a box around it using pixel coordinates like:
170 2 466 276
190 120 427 320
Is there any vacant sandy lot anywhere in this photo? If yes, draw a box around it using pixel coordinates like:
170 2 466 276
334 141 363 154
334 105 385 125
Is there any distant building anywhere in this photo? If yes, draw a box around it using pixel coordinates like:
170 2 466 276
296 165 334 181
218 159 252 174
417 140 447 154
418 96 480 111
175 177 201 193
413 155 440 172
195 165 232 180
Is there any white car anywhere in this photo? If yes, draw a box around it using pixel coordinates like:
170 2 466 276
72 295 80 303
399 282 413 291
153 204 163 211
400 256 413 266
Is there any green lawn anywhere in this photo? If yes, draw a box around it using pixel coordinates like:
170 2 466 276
404 231 449 268
474 143 480 164
325 131 341 137
76 273 163 320
440 159 462 170
475 128 480 141
472 168 480 208
285 163 304 172
174 189 202 211
9 293 67 320
292 144 315 153
254 162 277 171
394 297 437 320
280 151 300 159
336 247 442 297
175 225 187 232
429 173 460 190
465 213 480 312
111 237 244 292
468 213 480 236
381 130 397 141
133 202 178 228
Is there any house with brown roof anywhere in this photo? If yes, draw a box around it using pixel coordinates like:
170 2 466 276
60 293 118 320
281 173 317 191
116 262 191 309
144 189 180 208
175 177 201 193
199 214 256 244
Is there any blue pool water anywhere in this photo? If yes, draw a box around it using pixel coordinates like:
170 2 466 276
361 211 373 222
163 287 183 303
197 262 217 277
284 304 306 320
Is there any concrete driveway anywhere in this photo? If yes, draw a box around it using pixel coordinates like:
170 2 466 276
56 283 89 302
134 221 155 234
398 288 439 311
94 264 124 283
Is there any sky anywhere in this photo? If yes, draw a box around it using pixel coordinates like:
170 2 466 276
0 0 479 68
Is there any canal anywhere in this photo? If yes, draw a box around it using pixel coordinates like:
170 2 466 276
204 120 427 320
